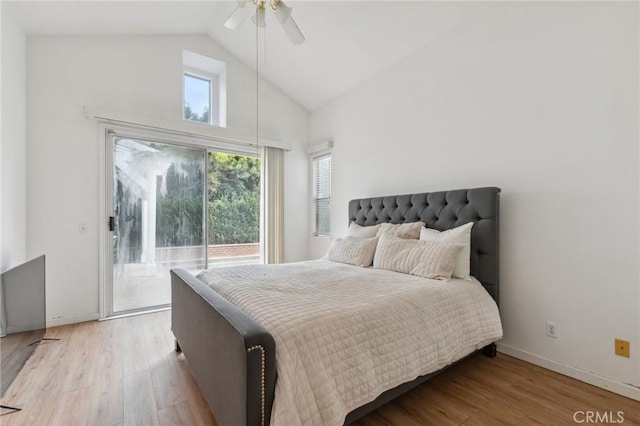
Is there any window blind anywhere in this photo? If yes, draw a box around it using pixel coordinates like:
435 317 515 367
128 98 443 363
313 153 331 236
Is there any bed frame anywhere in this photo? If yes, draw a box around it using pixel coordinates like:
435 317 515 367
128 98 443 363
171 186 500 426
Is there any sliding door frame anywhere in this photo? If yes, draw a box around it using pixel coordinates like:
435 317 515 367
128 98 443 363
97 122 263 319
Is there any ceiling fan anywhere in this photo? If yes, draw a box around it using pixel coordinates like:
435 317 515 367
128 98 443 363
224 0 305 45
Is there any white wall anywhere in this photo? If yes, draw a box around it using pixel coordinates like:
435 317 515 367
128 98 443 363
1 5 27 272
310 2 639 396
27 35 308 326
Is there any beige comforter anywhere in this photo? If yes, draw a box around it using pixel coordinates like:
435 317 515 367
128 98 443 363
197 260 502 426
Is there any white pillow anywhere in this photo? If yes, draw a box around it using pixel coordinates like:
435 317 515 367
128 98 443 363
373 235 463 280
347 222 381 238
419 222 473 280
376 221 425 239
325 236 378 267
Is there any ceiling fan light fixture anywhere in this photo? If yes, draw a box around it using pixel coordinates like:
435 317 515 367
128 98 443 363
281 15 305 45
224 1 255 30
271 0 292 24
251 3 267 28
224 0 305 44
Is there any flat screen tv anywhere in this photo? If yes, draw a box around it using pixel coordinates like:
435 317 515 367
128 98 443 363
0 255 46 399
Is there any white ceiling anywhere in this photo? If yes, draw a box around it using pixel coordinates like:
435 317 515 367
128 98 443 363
5 1 497 111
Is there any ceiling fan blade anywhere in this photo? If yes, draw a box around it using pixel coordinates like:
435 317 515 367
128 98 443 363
272 0 292 23
280 15 305 44
251 7 266 28
224 3 255 30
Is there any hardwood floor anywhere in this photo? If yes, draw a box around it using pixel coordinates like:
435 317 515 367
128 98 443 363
1 311 638 425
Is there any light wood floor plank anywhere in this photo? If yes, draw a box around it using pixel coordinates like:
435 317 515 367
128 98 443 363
157 400 198 426
124 370 160 426
142 311 192 411
88 388 124 426
122 315 152 378
51 387 94 426
1 310 638 426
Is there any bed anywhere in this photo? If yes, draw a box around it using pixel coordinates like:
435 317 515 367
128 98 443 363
171 186 501 426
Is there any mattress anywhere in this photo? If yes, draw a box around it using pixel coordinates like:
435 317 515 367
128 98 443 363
197 259 502 426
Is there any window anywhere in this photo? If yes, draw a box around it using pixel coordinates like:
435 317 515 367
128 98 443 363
183 50 227 127
312 153 331 236
184 73 212 124
106 128 262 316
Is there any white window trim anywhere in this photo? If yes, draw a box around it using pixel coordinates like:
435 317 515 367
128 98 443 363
307 140 333 156
84 106 291 151
182 50 227 128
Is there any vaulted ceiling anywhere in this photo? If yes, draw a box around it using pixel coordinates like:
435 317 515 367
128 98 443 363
5 1 497 111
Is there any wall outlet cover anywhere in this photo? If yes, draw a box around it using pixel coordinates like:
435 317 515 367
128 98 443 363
615 339 630 358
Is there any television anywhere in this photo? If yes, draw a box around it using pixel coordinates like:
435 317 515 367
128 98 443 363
0 255 47 399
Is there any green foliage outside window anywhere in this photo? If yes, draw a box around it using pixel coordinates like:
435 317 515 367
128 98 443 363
184 104 209 124
154 151 260 247
207 152 260 245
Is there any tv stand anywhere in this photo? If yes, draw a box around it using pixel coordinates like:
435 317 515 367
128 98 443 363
27 337 60 347
1 255 51 414
0 404 22 414
1 338 60 415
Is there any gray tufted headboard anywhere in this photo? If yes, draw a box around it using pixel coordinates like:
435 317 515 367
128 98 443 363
348 187 501 304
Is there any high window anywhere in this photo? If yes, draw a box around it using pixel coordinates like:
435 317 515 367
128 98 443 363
312 153 332 236
183 73 212 124
183 50 227 127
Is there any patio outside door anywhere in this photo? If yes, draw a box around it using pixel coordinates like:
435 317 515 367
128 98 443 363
110 137 207 314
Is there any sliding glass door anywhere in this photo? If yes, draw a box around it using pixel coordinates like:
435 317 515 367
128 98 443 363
105 134 262 316
111 137 207 313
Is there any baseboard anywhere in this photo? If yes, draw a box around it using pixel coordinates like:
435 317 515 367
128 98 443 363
497 343 640 401
46 313 99 328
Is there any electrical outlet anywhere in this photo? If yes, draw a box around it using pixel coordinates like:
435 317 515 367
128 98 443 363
615 339 630 358
546 322 558 338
